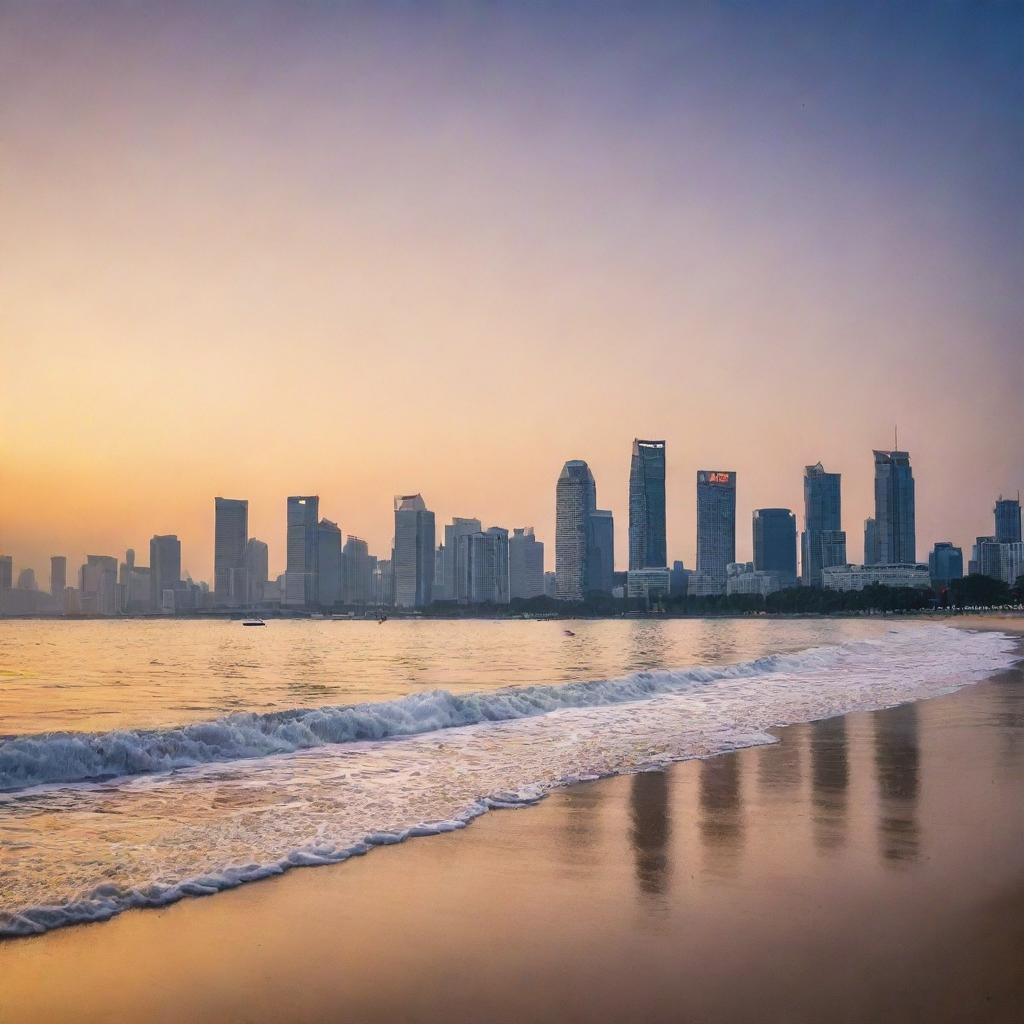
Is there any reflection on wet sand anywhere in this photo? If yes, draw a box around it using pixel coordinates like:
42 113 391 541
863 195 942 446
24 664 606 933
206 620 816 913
810 717 848 853
874 703 920 864
629 770 671 897
757 733 801 794
559 785 604 874
699 756 743 877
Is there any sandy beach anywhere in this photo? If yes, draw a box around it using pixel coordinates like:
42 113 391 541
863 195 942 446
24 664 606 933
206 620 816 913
0 618 1021 1024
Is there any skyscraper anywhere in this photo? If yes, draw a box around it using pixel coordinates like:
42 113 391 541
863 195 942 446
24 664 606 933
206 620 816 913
696 470 736 589
393 494 435 608
245 538 269 604
50 556 67 596
588 508 615 594
555 460 597 601
80 554 119 615
801 462 845 587
928 542 963 587
317 518 342 607
150 535 181 611
508 527 545 599
443 517 482 603
214 497 249 607
873 450 916 564
629 439 667 570
0 555 12 592
752 508 797 585
863 517 880 566
994 496 1022 544
285 496 319 606
342 535 373 605
456 527 510 604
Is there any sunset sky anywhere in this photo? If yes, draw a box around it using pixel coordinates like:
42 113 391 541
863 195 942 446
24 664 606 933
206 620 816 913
2 1 1022 581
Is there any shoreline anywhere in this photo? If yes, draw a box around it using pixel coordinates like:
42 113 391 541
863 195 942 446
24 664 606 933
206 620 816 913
1 621 1022 1022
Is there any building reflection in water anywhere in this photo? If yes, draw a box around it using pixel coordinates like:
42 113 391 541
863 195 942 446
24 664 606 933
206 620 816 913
629 770 671 897
810 717 848 853
559 785 604 876
874 703 920 864
757 733 801 794
699 755 744 878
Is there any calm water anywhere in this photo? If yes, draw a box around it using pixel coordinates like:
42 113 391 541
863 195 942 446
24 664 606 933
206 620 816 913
0 618 1017 938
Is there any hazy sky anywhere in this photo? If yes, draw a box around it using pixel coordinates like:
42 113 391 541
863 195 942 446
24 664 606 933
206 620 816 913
2 1 1022 581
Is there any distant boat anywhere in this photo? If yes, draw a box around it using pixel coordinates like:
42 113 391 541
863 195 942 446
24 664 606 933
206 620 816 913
241 618 266 627
563 629 576 636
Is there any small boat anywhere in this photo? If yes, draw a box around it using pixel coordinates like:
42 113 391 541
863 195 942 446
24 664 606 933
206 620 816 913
563 629 576 637
241 618 266 627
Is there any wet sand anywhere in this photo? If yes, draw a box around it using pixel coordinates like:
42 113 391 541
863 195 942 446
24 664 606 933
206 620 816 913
2 623 1023 1024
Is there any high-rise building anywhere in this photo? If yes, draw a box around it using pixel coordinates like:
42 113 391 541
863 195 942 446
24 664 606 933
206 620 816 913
80 555 119 615
696 470 736 591
752 508 797 585
16 568 37 590
245 538 269 605
456 527 510 604
443 518 482 603
555 460 597 601
393 494 435 608
342 536 373 605
150 535 182 611
588 508 615 594
317 518 342 607
970 535 998 577
994 497 1022 544
509 527 545 599
285 496 319 606
863 517 880 566
214 497 249 607
0 555 12 592
801 462 844 587
50 556 67 596
628 439 667 571
873 450 916 564
373 557 394 606
433 545 446 600
928 542 963 588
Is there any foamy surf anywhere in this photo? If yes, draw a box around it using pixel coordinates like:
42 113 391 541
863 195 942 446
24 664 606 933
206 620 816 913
0 625 1017 938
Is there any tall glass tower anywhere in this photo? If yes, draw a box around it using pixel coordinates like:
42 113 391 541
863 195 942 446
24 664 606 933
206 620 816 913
696 470 736 586
994 497 1022 544
393 494 435 608
555 460 597 601
752 508 797 584
214 497 248 606
628 439 667 570
873 451 916 564
802 463 845 586
285 495 319 606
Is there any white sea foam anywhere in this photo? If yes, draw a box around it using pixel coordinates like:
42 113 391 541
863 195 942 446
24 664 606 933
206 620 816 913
0 624 1017 938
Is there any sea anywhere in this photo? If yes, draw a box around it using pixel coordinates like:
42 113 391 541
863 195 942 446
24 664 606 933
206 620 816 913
0 616 1016 937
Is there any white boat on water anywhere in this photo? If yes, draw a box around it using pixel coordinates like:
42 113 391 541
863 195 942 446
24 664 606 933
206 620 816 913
241 618 266 627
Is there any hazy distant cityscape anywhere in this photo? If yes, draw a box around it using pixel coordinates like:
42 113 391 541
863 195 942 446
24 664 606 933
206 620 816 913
2 439 1021 617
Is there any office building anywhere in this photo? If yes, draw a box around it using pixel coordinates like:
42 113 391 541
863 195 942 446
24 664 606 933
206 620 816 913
214 497 249 606
80 555 119 615
16 568 37 590
149 535 181 612
393 494 435 608
509 528 545 599
970 535 997 577
0 555 12 592
628 439 666 570
873 450 916 564
588 508 615 594
433 545 446 600
928 542 963 588
342 536 373 605
317 518 342 607
802 462 844 587
726 562 785 597
443 518 482 603
50 556 67 596
994 497 1022 544
752 508 797 585
457 527 510 604
627 567 671 603
696 470 736 593
998 543 1024 588
544 571 558 599
285 495 319 606
373 558 394 606
822 563 930 592
245 538 269 604
555 460 597 601
669 560 690 597
863 517 880 566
